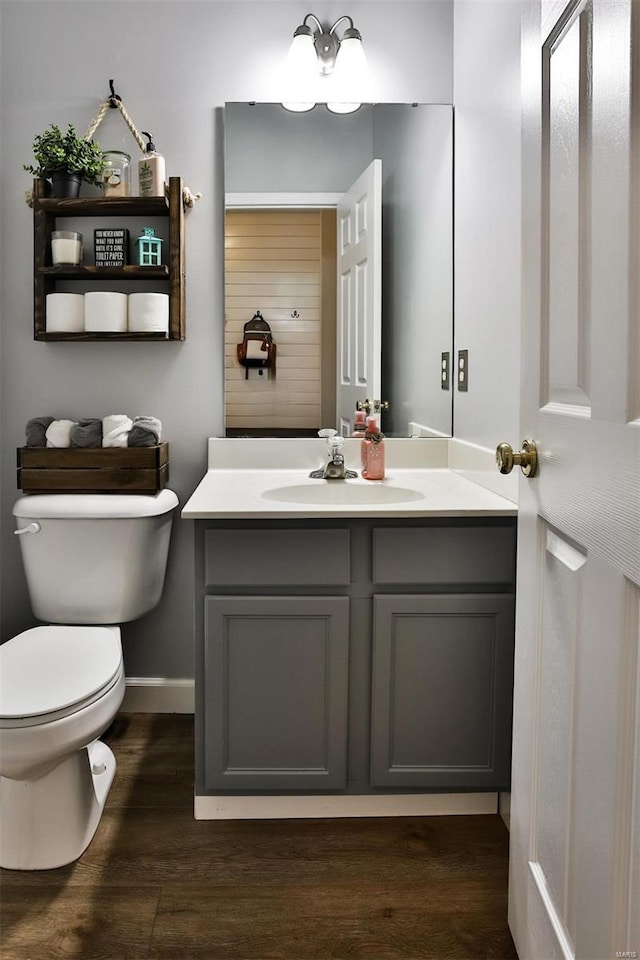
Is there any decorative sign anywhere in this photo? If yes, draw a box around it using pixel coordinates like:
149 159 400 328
94 228 129 267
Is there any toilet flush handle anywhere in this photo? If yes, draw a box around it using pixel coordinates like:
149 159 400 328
14 522 41 536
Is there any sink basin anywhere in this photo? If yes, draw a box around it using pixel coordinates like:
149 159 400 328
262 483 425 505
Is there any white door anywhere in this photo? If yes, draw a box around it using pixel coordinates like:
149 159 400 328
336 160 382 435
509 2 640 958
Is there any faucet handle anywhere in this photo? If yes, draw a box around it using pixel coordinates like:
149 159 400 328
318 428 338 439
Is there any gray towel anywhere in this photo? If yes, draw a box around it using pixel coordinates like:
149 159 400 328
128 416 162 447
70 418 103 448
26 416 54 447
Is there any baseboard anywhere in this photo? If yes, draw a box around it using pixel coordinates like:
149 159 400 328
194 792 499 820
121 678 194 713
499 791 511 830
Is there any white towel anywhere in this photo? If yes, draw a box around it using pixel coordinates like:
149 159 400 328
45 419 78 448
102 414 133 448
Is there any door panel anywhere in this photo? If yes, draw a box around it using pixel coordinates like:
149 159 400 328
337 160 382 434
371 594 515 789
204 596 349 791
511 1 640 957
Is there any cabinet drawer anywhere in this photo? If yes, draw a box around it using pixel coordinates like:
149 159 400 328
373 524 516 587
205 528 350 587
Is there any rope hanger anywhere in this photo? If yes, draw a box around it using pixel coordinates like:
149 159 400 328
82 80 203 208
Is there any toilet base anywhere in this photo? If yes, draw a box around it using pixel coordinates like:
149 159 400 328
0 740 116 870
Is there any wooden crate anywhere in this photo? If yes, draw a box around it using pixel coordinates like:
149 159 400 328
17 443 169 495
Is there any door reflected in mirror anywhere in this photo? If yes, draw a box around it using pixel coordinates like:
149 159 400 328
224 102 453 438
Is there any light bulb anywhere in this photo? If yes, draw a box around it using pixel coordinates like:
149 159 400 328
282 101 316 113
286 31 317 80
334 35 367 83
326 102 361 114
282 30 317 113
326 33 367 114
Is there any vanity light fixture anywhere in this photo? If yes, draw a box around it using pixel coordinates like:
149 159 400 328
282 13 367 114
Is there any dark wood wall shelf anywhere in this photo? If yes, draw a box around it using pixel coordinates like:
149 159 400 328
33 177 185 341
38 265 170 279
37 331 170 342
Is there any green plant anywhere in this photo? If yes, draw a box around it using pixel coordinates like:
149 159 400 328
23 123 105 186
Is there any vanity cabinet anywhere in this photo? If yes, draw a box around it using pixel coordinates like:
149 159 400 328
32 176 185 341
195 517 516 799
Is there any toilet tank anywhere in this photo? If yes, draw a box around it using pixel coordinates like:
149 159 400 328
13 490 179 624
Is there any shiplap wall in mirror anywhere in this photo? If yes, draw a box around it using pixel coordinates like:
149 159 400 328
224 102 453 438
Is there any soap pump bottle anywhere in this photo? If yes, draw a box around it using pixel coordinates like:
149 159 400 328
351 409 367 438
362 416 385 480
360 415 377 473
138 131 166 197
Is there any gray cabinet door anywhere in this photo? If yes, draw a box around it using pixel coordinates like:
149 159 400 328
204 596 349 791
370 594 515 790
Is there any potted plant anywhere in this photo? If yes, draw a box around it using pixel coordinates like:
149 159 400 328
24 123 106 198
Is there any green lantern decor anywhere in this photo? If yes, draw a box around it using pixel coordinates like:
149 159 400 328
136 227 163 266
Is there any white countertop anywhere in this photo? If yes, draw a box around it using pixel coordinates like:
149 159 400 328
181 467 517 519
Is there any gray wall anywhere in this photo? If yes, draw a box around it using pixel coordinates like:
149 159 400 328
452 1 521 449
0 1 454 678
225 102 374 194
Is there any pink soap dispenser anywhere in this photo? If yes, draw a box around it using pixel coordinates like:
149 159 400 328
361 417 385 480
351 409 367 438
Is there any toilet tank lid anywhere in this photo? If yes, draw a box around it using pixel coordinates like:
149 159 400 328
13 489 179 519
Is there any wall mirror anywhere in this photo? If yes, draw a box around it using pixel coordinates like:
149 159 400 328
224 102 453 438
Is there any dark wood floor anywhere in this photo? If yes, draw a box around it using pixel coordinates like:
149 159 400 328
0 714 518 960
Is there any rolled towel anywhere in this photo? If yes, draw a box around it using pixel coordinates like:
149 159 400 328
26 416 55 448
70 418 103 448
45 419 78 448
102 414 133 448
128 415 162 447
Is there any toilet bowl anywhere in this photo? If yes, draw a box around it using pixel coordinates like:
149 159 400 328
0 625 125 870
0 490 178 870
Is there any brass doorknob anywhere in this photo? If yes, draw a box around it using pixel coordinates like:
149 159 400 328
356 399 389 414
496 439 538 478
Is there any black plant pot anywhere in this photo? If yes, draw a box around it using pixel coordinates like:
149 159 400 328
49 171 83 198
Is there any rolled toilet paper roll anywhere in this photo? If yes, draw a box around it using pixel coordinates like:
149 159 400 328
45 293 85 333
246 339 267 360
84 291 128 333
127 293 169 335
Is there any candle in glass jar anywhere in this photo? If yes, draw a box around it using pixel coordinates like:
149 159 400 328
102 150 131 197
51 230 82 265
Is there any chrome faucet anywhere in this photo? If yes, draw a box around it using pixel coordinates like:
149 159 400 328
309 431 358 480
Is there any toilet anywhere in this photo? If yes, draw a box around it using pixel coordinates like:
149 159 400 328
0 489 178 870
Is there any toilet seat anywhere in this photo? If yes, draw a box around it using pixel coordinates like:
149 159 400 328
0 626 122 729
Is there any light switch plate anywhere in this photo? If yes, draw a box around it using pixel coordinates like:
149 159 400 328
457 349 468 392
441 352 450 391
